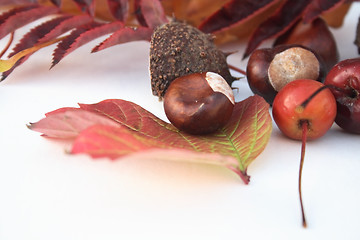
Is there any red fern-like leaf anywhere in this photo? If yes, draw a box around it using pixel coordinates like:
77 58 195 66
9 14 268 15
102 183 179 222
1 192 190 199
92 26 152 52
1 14 93 80
0 4 59 40
51 21 124 67
106 0 129 21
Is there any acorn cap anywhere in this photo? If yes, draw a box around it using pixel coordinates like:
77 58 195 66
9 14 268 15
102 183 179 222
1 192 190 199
150 20 235 98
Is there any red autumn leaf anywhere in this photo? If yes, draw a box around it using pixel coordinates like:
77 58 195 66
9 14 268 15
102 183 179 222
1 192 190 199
28 95 273 184
198 0 280 33
243 0 312 58
0 0 35 6
106 0 129 21
28 108 120 138
1 14 93 80
134 0 168 29
72 0 96 16
91 26 153 52
51 21 124 67
303 0 346 23
0 4 59 40
49 0 62 7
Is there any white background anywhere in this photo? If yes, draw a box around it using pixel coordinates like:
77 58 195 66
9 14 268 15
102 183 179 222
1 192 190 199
1 3 360 240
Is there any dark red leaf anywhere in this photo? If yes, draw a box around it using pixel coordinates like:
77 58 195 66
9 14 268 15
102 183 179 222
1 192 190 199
92 26 152 52
198 0 280 33
134 0 168 29
1 14 93 80
243 0 312 59
303 0 346 23
106 0 129 21
0 0 37 6
49 0 61 7
72 0 95 16
0 4 59 40
51 21 123 67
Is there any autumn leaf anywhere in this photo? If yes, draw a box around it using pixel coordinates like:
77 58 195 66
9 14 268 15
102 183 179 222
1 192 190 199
28 95 273 184
198 0 280 34
51 21 124 67
243 0 313 58
1 14 93 79
134 0 168 29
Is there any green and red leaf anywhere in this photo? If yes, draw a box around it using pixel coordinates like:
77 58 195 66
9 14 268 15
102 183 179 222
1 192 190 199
28 95 273 184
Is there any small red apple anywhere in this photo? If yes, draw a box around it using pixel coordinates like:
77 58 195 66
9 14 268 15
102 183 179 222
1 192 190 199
324 58 360 134
272 79 337 140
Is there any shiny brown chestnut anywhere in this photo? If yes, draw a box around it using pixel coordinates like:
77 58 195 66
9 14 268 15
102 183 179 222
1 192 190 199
246 44 326 104
163 72 235 135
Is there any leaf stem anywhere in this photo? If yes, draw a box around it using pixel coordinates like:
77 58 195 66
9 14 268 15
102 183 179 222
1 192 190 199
228 64 246 76
299 120 308 228
228 166 250 184
0 32 14 59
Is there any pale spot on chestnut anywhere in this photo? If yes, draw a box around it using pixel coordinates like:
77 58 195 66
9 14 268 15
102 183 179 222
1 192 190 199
268 47 320 91
163 72 235 135
205 72 235 105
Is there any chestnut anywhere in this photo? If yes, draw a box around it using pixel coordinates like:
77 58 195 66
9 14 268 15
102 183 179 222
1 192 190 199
274 18 339 72
163 72 235 135
246 44 326 104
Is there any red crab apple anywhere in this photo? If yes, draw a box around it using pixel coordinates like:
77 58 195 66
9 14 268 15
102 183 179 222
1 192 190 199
272 79 337 228
273 79 337 140
324 58 360 134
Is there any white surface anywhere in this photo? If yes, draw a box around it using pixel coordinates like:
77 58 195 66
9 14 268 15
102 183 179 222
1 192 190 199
1 4 360 240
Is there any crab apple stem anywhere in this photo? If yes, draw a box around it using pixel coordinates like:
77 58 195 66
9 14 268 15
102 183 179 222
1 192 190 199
228 64 247 76
300 84 345 109
299 120 308 228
